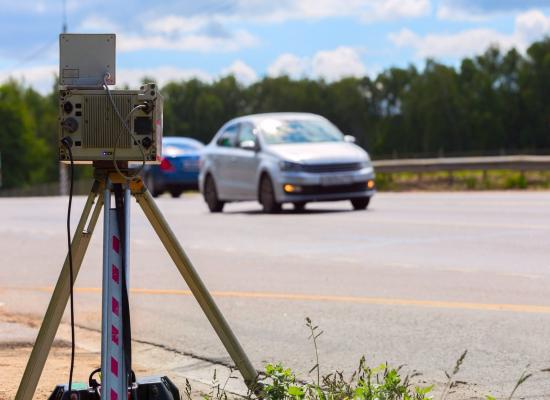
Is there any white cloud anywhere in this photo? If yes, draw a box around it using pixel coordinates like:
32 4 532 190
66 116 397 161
59 1 430 58
117 66 212 88
267 54 309 79
77 13 259 54
79 15 120 32
0 1 50 13
389 28 516 58
118 29 258 53
436 0 550 22
436 4 489 22
77 13 259 53
515 9 550 43
361 0 431 22
221 60 258 85
267 47 368 81
390 9 550 59
312 47 367 80
146 15 211 34
234 0 430 23
0 65 57 94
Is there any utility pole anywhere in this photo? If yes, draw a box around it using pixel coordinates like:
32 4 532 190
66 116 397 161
59 0 68 196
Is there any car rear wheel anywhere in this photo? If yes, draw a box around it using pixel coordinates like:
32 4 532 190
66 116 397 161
293 202 306 212
259 175 281 213
351 197 370 210
204 175 224 212
170 190 183 198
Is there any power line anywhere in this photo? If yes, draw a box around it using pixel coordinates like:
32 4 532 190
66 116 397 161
9 38 57 70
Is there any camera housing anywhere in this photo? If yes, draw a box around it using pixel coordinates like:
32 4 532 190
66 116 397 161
58 83 163 164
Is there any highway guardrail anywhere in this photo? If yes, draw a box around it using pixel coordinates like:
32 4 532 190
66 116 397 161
372 155 550 173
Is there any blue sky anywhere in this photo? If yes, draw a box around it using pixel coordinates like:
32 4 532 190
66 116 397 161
1 0 550 93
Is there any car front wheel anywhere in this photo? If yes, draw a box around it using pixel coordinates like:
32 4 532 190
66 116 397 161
204 175 225 212
259 175 281 213
351 197 370 210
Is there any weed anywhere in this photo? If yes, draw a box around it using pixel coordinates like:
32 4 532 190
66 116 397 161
192 320 535 400
305 317 323 386
257 318 433 400
440 350 467 400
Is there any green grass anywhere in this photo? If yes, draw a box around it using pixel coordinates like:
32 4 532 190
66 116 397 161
375 170 550 191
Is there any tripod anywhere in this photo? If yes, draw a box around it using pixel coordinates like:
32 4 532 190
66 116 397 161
15 167 258 399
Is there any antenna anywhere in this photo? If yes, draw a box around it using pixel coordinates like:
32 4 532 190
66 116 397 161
62 0 67 33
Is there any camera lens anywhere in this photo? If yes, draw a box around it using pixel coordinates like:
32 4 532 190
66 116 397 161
63 101 74 114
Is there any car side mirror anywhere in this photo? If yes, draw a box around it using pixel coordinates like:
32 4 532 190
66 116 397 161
240 140 258 151
344 135 356 143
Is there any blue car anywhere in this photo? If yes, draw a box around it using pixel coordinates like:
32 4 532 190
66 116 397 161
143 137 204 198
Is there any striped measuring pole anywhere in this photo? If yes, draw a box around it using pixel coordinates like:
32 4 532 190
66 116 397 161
101 185 127 399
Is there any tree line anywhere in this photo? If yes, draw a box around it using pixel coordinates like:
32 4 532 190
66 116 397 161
1 38 549 189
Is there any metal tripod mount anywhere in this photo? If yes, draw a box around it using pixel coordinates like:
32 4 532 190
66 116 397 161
15 167 259 399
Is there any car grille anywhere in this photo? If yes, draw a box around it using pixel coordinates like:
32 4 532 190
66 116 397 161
288 182 368 195
302 162 363 173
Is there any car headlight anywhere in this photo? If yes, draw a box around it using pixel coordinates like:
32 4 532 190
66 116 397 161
279 161 303 172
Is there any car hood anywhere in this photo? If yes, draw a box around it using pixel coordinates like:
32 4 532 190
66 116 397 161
265 142 369 164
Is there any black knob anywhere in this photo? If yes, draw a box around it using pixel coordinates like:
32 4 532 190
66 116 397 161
141 137 152 149
63 101 73 114
61 117 78 133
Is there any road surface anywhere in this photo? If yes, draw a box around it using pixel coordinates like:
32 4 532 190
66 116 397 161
1 191 549 397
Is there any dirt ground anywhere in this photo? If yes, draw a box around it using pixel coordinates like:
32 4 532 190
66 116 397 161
0 309 146 399
0 342 144 400
0 310 197 400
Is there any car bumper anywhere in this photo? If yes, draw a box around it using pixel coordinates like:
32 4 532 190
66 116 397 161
155 171 200 189
273 167 375 203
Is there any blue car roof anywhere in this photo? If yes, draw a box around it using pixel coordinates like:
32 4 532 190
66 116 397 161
163 136 204 147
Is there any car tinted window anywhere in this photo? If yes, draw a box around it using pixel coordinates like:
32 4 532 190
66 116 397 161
216 124 239 147
237 123 257 146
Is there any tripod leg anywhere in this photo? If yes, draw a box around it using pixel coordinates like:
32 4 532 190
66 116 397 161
135 189 259 390
16 181 104 400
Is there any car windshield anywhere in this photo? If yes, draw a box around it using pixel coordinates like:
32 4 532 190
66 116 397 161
259 118 344 145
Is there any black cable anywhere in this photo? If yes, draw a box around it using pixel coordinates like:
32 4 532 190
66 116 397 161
61 137 76 396
103 75 147 181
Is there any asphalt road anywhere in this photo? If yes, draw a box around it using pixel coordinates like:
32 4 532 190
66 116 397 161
1 191 550 397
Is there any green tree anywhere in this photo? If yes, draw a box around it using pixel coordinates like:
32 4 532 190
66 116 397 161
0 81 49 188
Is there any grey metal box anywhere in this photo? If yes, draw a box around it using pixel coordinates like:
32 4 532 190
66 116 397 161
60 34 116 87
58 83 163 164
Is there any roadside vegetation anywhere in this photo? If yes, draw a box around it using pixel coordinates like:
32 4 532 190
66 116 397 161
375 170 550 191
2 38 550 190
191 319 538 400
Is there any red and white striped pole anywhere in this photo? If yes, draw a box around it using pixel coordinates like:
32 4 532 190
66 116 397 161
101 181 127 398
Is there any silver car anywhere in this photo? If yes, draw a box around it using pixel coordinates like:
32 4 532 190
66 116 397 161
199 113 375 213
